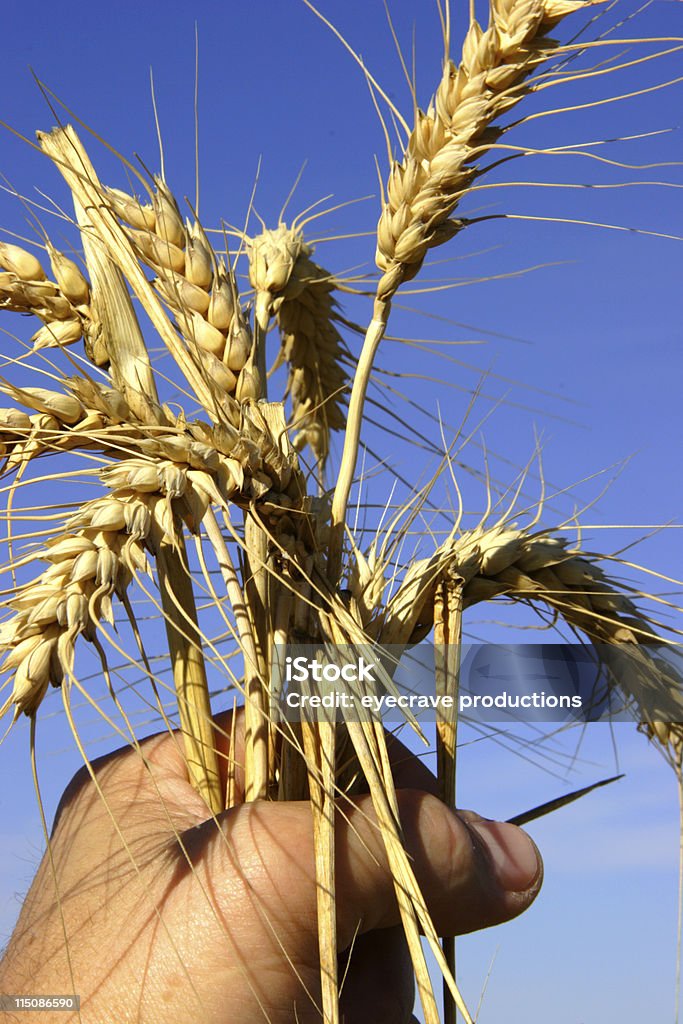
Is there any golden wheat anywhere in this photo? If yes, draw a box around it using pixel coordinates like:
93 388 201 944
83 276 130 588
0 3 679 1022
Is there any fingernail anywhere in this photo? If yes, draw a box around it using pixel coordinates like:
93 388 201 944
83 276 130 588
456 808 486 825
470 820 541 892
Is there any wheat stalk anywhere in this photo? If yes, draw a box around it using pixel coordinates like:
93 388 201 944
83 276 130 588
329 0 594 578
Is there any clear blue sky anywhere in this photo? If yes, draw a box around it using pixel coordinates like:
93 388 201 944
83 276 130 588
1 0 682 1020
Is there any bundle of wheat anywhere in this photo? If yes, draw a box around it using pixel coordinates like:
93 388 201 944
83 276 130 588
0 0 680 1021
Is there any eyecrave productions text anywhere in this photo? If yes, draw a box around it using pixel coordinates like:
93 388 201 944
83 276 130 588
282 690 584 712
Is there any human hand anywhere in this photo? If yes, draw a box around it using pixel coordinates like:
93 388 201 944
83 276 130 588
0 714 542 1023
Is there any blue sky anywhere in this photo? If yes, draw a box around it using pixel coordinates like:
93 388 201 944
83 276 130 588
1 0 682 1020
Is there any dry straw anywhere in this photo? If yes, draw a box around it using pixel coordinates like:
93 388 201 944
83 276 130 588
0 0 681 1021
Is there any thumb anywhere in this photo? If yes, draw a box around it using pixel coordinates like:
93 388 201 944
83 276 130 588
191 790 542 958
334 792 543 944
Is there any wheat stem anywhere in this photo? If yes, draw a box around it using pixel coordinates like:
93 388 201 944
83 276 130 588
269 585 293 790
676 763 683 1024
242 512 270 802
434 578 464 1024
328 300 391 582
303 716 338 1024
202 507 268 802
155 527 222 814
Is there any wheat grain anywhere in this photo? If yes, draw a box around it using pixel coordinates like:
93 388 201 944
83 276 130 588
642 721 683 768
0 8 678 1019
0 241 96 355
0 242 47 281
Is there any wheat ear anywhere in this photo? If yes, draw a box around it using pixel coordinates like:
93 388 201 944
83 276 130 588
248 224 350 480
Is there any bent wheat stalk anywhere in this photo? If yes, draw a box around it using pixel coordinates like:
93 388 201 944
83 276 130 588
248 224 350 483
